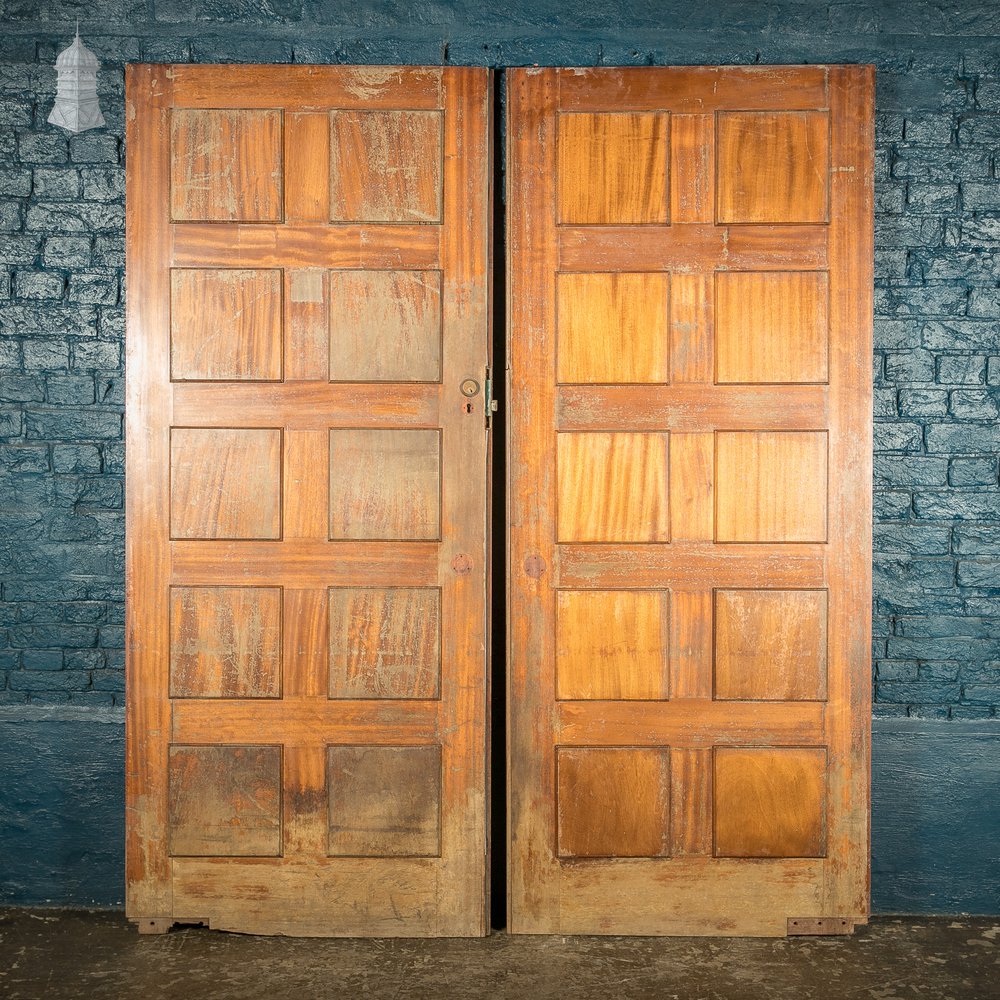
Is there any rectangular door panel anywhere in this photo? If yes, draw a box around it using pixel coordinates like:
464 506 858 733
508 65 872 936
127 65 492 937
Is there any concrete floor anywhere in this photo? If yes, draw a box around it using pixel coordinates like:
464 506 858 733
0 911 998 1000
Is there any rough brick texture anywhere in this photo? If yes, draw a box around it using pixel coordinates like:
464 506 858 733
1 2 1000 722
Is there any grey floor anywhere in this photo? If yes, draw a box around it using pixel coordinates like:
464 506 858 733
1 910 998 1000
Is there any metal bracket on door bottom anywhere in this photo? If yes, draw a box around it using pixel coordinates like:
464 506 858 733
787 916 856 936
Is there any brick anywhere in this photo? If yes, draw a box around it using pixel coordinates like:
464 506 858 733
875 183 906 214
90 669 124 692
957 560 1000 588
969 288 1000 318
877 680 962 704
873 318 919 350
962 181 1000 211
896 615 1000 639
892 146 990 181
874 455 948 487
925 421 1000 452
68 133 118 164
874 523 951 555
22 339 69 371
916 249 999 281
97 377 123 406
42 236 91 269
24 408 121 441
52 444 102 474
0 445 48 473
913 489 1000 519
885 349 936 383
13 270 65 301
936 354 987 383
0 303 97 337
959 217 1000 248
949 389 1000 419
954 525 1000 554
878 284 967 317
874 421 923 452
20 649 63 671
989 357 1000 385
79 167 124 202
898 388 947 417
32 167 80 201
961 687 1000 706
0 200 22 232
7 670 90 692
46 375 95 405
53 476 123 509
889 635 1000 659
25 202 125 234
904 114 955 144
9 624 97 647
0 235 42 266
875 214 943 247
65 649 104 669
0 376 44 402
0 407 24 438
16 132 68 164
949 456 998 486
68 273 118 306
91 235 124 268
874 387 897 418
71 340 120 370
959 115 1000 144
907 182 959 212
923 320 1000 353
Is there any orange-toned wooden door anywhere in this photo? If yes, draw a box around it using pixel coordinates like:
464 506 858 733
126 65 492 937
508 66 873 936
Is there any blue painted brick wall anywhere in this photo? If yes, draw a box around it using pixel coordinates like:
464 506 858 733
2 2 1000 720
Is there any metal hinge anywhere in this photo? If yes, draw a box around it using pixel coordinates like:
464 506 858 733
484 366 498 430
787 917 856 936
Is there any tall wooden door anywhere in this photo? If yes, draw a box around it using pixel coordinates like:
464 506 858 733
508 66 873 936
126 65 492 937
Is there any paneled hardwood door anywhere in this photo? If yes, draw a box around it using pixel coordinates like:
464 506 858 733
126 65 492 937
508 66 873 936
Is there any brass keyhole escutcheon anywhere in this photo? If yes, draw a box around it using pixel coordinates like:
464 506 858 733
460 378 481 397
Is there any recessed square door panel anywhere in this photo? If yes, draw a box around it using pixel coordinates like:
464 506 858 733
328 270 442 382
714 747 828 858
715 431 828 543
170 269 283 381
170 109 283 223
328 587 440 699
509 66 871 936
329 109 443 223
170 427 282 540
328 428 441 540
556 272 670 384
557 747 671 858
716 111 830 224
327 745 441 857
557 431 669 542
128 65 490 938
168 745 282 857
714 589 828 701
169 586 283 698
715 272 829 384
556 590 669 700
557 112 670 224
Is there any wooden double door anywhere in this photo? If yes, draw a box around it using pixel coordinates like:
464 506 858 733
126 64 872 937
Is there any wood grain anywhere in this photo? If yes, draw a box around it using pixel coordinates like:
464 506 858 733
171 109 282 223
716 112 829 224
556 590 669 700
327 745 441 856
170 427 282 540
715 271 828 385
328 428 440 540
715 431 828 543
330 110 442 223
557 747 671 858
170 268 283 381
714 747 827 858
168 745 282 857
556 432 669 542
714 589 828 701
328 588 440 699
328 270 442 382
557 112 669 224
169 586 282 698
556 272 670 384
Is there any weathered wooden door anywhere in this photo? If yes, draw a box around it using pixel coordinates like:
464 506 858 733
126 65 492 936
508 66 873 935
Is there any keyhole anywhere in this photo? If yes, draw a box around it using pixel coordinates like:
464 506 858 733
466 402 473 413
